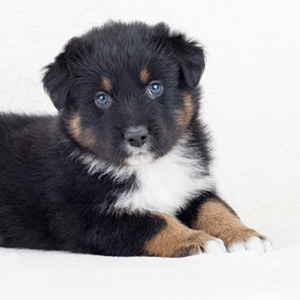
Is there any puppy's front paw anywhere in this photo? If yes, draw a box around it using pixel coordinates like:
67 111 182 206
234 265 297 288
194 199 272 253
228 236 272 253
143 213 228 257
220 227 272 253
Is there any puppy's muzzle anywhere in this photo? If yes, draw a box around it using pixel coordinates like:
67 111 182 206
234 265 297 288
125 127 149 148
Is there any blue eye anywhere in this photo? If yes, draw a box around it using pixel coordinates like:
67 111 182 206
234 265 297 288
148 82 163 97
95 93 111 108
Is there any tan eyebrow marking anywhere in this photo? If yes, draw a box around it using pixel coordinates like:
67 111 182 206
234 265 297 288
101 77 112 92
140 68 151 84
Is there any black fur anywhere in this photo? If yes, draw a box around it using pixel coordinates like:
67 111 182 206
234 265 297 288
0 21 222 256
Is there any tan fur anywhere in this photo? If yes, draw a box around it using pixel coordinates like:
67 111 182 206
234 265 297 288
194 199 263 247
175 92 195 129
140 68 151 84
143 212 214 257
69 113 95 148
101 77 112 92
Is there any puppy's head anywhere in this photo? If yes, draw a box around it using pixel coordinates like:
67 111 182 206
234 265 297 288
43 22 205 167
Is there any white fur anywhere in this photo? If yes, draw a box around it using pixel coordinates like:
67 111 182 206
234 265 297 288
245 236 265 252
79 153 133 182
228 242 246 252
70 150 133 183
114 139 215 216
72 136 215 216
263 239 273 252
124 152 155 166
205 239 227 254
228 237 273 253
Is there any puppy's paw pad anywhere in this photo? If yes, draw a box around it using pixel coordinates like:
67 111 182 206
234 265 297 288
205 239 227 253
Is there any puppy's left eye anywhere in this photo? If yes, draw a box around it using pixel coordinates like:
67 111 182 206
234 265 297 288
95 93 111 108
148 82 163 98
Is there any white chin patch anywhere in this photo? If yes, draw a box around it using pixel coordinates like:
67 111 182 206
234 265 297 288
125 152 155 166
124 142 154 166
228 237 273 253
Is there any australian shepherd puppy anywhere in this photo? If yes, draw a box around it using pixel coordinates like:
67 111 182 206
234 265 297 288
0 22 271 257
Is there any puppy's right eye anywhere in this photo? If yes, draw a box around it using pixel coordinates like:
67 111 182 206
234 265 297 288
148 82 163 98
95 93 111 108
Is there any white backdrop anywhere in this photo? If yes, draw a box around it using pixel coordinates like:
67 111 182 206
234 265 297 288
0 1 300 299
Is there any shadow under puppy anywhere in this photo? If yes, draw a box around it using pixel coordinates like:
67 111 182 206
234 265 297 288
0 22 271 256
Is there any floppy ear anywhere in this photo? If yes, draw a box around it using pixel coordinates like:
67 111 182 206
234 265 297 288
42 50 71 111
170 33 205 88
42 37 82 111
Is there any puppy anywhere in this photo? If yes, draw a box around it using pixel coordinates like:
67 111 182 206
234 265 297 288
0 22 271 256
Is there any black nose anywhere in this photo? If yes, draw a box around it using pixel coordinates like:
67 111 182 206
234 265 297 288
125 127 149 147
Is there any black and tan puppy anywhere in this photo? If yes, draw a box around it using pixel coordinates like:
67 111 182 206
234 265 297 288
0 22 271 256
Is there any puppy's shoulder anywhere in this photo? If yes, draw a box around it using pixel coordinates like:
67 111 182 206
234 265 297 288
0 113 59 152
0 112 56 128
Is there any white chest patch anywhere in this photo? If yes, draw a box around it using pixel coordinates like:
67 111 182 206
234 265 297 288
114 143 215 216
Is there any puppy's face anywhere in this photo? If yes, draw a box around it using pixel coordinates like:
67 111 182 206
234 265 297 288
43 22 205 167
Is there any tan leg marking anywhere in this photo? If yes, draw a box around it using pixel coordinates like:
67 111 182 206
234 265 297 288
175 92 195 129
193 199 264 247
69 113 96 149
140 68 151 84
143 212 214 257
101 77 112 92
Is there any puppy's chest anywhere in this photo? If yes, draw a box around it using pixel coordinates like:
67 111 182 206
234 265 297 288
114 154 215 216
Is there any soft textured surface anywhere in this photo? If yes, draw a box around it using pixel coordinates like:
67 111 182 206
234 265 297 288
0 0 299 299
